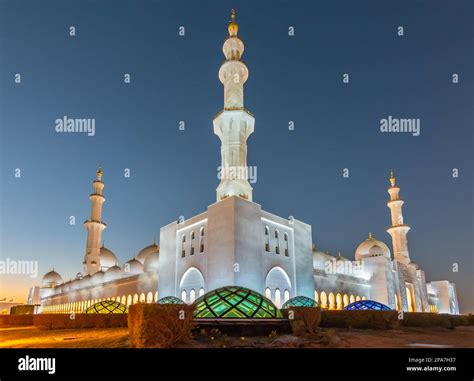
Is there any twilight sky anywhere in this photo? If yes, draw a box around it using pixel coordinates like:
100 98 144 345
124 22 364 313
0 0 472 312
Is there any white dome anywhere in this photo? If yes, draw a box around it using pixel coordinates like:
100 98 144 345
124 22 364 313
41 270 63 287
100 246 118 270
135 243 159 264
355 234 391 261
144 251 159 272
104 265 122 282
123 258 144 276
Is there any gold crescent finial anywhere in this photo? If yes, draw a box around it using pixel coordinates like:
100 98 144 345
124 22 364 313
97 165 103 180
389 169 395 187
228 9 238 36
368 232 373 239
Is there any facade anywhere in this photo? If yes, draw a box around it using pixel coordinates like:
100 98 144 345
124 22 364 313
33 10 459 316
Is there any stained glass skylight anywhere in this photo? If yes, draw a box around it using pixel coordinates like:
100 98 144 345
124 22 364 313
282 296 318 309
344 300 391 311
85 300 128 314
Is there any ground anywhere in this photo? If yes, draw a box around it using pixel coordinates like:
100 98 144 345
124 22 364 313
1 326 473 348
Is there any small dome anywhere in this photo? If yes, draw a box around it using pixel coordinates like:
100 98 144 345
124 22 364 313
312 249 335 270
157 296 184 305
41 270 63 287
135 243 159 265
100 247 118 270
344 300 391 311
282 296 318 309
123 258 143 276
104 265 122 282
355 234 391 261
194 286 283 319
86 300 128 314
144 251 159 272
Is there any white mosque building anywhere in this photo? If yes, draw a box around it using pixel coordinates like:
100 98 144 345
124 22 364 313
35 11 459 316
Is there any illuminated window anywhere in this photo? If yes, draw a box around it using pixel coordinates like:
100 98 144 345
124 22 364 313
284 289 290 303
199 288 205 297
320 291 328 309
265 288 272 300
336 293 343 310
154 291 158 302
350 295 355 304
314 291 319 304
181 290 187 303
139 293 146 303
362 296 366 300
190 289 196 303
275 289 281 308
121 296 126 305
356 295 361 301
343 294 349 307
329 292 335 310
126 295 132 306
146 292 153 303
133 294 139 304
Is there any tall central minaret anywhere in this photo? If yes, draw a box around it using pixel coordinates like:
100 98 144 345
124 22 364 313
386 170 411 264
83 167 107 275
213 9 255 202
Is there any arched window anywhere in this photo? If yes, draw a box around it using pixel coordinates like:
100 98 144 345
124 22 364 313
274 289 281 308
284 233 289 256
199 227 205 253
395 294 399 310
181 235 186 257
139 293 146 303
275 230 280 254
356 295 361 301
190 289 196 303
406 287 414 312
126 295 132 306
362 296 366 301
320 291 328 309
264 226 270 252
329 292 335 310
190 231 195 255
199 288 205 297
181 290 187 303
350 295 355 304
343 294 349 307
284 289 290 303
314 291 319 304
133 294 139 304
265 288 272 300
154 291 159 302
121 296 126 305
336 293 343 310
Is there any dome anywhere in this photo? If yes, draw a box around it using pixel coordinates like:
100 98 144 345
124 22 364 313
144 251 159 272
85 300 128 314
135 242 159 265
100 246 118 270
104 265 122 282
194 286 283 319
344 300 391 311
312 249 334 270
355 234 391 261
157 296 184 305
123 258 144 276
227 9 238 36
282 296 318 309
41 270 63 287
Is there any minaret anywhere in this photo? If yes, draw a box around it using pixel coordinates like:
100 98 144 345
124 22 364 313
83 166 107 275
386 170 411 264
213 9 255 202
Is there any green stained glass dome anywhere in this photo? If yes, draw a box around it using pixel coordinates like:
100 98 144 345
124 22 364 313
85 300 128 314
157 296 184 305
282 296 318 309
194 286 283 319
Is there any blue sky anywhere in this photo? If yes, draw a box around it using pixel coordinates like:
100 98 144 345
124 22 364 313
0 0 472 312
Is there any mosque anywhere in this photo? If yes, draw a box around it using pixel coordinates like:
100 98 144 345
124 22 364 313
34 10 459 316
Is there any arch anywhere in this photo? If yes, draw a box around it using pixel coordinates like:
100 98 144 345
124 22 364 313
284 232 289 256
350 295 355 304
320 291 328 309
146 292 153 303
356 295 361 301
154 291 158 302
336 293 343 310
126 295 132 306
199 288 205 297
265 266 292 295
190 230 195 255
181 290 187 303
343 294 349 307
190 289 196 303
406 287 414 312
180 267 205 299
139 293 146 303
274 289 282 308
121 296 126 305
133 294 139 304
329 292 335 310
265 288 272 300
314 290 319 303
283 289 290 303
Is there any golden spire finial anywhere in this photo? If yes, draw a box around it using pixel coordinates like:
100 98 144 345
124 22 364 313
97 165 103 180
368 232 373 240
228 9 238 36
389 169 395 187
153 236 157 246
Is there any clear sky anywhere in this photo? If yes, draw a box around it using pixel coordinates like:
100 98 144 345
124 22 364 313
0 0 472 312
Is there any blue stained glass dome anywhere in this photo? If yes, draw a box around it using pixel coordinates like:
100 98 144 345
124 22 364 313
282 296 318 309
344 300 391 311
